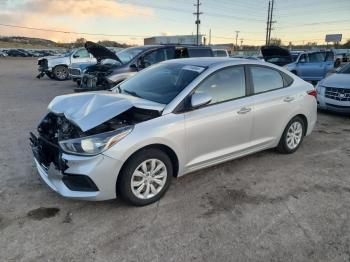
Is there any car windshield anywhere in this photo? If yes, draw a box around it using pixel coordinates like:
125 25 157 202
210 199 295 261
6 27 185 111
337 63 350 74
116 47 145 64
101 59 121 66
117 63 205 104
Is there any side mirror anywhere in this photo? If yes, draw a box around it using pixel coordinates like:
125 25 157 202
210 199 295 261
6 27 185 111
72 54 79 58
191 93 212 108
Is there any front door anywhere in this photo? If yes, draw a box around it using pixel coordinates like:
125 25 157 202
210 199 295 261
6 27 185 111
184 66 254 170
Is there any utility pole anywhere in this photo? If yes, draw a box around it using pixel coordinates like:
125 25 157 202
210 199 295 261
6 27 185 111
235 30 240 50
209 29 211 45
193 0 203 46
265 1 271 45
240 38 244 49
268 0 275 44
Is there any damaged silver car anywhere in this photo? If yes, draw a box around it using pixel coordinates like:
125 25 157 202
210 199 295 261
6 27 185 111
30 58 317 205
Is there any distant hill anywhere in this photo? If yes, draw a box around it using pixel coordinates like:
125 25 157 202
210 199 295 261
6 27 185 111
0 36 130 49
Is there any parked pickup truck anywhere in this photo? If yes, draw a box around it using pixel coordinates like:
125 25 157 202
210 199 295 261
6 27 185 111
284 51 334 82
37 48 96 80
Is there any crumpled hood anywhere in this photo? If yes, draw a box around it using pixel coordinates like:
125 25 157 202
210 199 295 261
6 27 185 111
48 92 165 132
321 73 350 89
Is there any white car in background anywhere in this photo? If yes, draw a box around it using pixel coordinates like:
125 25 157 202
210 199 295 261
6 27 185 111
316 63 350 113
37 48 96 80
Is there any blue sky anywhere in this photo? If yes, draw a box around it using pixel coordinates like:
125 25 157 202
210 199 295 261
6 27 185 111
0 0 349 45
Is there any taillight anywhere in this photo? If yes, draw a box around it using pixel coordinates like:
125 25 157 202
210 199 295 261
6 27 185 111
307 89 317 98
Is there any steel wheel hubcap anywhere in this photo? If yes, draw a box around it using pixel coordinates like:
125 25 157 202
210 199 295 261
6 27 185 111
286 121 303 150
56 68 67 79
131 159 167 199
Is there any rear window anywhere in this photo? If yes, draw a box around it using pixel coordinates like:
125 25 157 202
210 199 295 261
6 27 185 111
187 48 213 57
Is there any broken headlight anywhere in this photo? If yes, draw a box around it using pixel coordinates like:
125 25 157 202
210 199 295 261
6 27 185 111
59 126 133 156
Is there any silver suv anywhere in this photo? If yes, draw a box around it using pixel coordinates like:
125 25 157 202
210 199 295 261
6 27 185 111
37 48 96 80
30 58 317 205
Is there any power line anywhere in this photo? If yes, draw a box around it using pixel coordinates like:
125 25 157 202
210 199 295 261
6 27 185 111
0 23 148 38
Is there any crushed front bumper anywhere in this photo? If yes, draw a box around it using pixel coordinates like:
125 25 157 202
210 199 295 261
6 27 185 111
30 133 124 201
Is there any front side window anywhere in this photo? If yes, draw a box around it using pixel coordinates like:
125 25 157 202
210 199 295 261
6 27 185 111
74 49 90 58
251 66 284 94
308 52 325 63
194 66 246 105
119 63 205 104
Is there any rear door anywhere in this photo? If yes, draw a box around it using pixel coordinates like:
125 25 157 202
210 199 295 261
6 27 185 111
249 65 298 148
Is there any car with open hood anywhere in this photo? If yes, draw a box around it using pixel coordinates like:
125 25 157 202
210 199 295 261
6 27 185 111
30 58 317 206
37 48 97 80
76 43 214 92
68 42 123 86
284 51 335 82
316 63 350 113
260 45 293 67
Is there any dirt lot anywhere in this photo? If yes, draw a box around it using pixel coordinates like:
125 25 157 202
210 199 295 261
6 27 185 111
0 58 350 262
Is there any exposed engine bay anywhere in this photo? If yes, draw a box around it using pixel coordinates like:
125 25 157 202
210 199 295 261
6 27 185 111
30 107 160 170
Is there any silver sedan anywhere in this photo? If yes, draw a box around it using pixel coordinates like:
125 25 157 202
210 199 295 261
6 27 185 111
30 58 317 205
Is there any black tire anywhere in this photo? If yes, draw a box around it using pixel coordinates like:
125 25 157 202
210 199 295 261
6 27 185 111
117 148 172 206
291 70 298 76
45 72 55 79
53 65 69 81
277 116 305 154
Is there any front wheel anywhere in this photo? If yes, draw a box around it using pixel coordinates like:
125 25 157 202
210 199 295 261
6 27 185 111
117 149 172 206
277 116 305 154
53 65 69 81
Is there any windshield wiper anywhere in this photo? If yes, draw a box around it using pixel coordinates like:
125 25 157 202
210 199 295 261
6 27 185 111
123 89 140 98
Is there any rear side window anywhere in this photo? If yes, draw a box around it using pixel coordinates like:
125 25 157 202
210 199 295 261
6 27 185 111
250 66 284 94
187 48 213 57
194 66 246 105
141 49 167 68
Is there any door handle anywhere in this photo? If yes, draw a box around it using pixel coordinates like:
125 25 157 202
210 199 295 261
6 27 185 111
283 96 295 103
237 107 251 114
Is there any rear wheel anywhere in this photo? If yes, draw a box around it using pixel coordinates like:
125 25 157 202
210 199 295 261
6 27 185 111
277 116 305 154
53 65 69 81
117 149 172 206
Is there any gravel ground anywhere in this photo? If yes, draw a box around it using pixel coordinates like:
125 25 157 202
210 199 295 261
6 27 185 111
1 58 350 262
